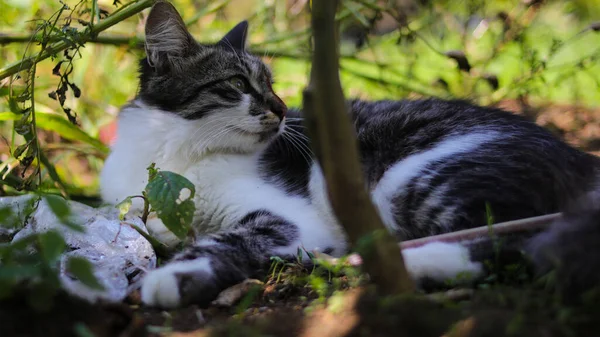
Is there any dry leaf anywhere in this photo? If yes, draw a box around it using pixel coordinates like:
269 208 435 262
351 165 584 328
211 279 264 307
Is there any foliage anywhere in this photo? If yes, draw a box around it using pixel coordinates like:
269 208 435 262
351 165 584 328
0 194 95 310
144 163 196 240
0 0 599 200
267 249 365 305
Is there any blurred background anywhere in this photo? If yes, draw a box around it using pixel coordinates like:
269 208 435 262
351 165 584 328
0 0 599 203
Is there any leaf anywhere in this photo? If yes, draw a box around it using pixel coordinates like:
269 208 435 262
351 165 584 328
66 256 105 290
116 196 132 221
145 171 195 240
0 112 109 155
44 194 70 218
38 230 66 264
13 143 30 159
44 195 84 232
0 264 41 280
146 163 158 181
445 50 472 72
482 73 499 90
69 82 81 98
52 61 63 76
73 323 96 337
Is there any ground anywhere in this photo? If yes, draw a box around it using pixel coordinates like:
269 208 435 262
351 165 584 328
1 101 600 337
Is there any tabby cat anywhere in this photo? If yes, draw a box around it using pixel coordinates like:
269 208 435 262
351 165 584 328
100 1 600 308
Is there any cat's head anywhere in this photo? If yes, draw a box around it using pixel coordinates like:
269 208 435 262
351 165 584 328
138 1 287 155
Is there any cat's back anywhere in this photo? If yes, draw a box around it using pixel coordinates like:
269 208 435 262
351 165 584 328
351 98 600 237
350 98 598 184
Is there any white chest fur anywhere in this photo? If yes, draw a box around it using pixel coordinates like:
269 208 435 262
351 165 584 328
100 103 347 256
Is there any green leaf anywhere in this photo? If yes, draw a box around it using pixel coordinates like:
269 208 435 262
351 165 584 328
73 323 97 337
0 264 41 280
43 194 84 232
115 196 132 221
66 256 105 291
0 112 109 155
146 163 158 181
145 170 195 240
38 230 66 264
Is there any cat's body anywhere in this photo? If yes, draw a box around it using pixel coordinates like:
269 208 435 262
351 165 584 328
100 2 600 308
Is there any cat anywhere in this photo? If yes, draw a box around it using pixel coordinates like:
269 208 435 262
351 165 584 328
99 1 600 308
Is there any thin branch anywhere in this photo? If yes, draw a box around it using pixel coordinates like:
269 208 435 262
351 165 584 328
0 33 145 47
400 212 561 249
0 0 155 81
303 0 414 295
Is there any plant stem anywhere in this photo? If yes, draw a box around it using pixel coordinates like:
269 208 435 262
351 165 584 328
302 0 414 295
0 33 312 59
0 0 155 81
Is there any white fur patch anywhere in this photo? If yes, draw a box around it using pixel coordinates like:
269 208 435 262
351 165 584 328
100 100 272 209
101 101 347 261
183 154 348 257
402 242 483 282
141 257 212 308
371 132 500 232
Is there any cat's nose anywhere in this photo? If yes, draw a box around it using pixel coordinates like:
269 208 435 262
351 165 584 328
269 96 287 119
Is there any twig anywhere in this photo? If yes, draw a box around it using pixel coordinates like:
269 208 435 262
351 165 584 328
303 0 414 295
426 288 474 303
0 0 155 81
400 212 561 249
0 33 145 47
141 194 149 224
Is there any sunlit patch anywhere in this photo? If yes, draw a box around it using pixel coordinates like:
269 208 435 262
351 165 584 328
177 188 192 204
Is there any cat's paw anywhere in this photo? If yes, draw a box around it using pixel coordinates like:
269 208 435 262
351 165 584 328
402 242 483 283
141 258 217 308
145 214 183 248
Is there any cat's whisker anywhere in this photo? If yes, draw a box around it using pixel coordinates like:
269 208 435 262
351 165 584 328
282 133 310 165
282 129 313 165
285 127 311 144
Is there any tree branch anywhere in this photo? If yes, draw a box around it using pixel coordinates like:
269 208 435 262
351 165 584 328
302 0 414 295
0 0 155 81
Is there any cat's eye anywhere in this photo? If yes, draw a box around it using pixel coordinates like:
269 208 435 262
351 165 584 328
229 76 248 93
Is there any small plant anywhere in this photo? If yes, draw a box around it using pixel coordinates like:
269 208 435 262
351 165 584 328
112 163 197 261
266 247 366 304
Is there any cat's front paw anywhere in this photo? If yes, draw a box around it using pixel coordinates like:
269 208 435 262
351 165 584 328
140 258 220 308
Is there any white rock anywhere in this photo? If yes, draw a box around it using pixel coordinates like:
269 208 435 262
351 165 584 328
4 195 156 303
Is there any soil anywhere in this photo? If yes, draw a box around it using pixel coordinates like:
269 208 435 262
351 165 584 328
3 278 600 337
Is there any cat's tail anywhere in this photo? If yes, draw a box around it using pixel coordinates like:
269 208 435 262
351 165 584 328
523 189 600 302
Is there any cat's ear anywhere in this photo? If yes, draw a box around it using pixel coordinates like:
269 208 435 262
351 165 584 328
144 1 199 70
217 21 249 51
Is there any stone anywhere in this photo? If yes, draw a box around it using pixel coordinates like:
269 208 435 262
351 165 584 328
3 195 156 303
